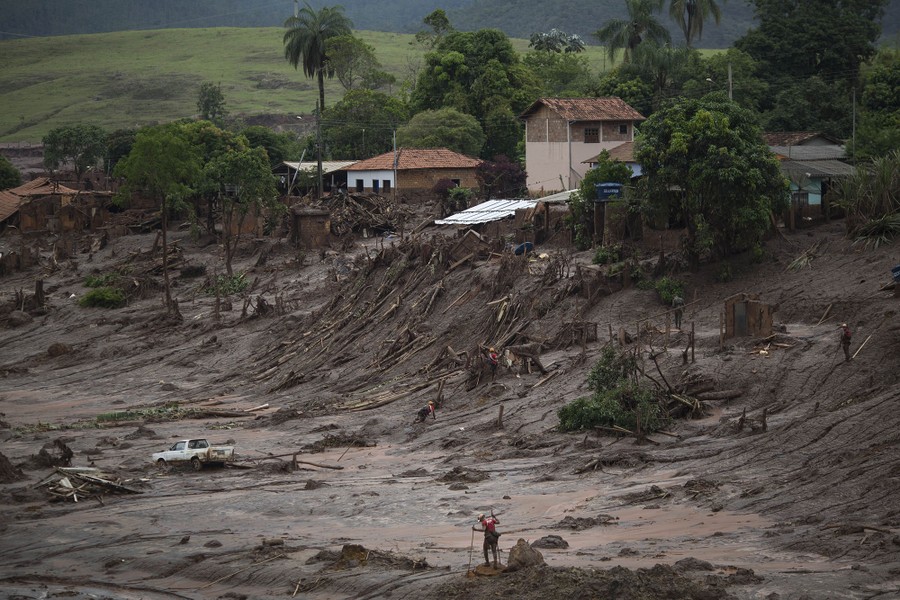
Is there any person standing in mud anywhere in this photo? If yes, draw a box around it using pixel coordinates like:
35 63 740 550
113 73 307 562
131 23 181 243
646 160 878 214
672 294 685 330
839 323 852 362
473 513 501 568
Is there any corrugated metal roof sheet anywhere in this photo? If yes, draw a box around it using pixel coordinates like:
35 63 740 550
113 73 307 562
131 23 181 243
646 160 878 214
283 160 357 175
346 148 480 171
781 159 856 178
533 189 576 204
520 97 645 122
762 131 843 146
434 199 537 225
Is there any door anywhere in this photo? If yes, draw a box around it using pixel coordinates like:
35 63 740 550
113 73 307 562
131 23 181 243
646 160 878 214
734 302 748 337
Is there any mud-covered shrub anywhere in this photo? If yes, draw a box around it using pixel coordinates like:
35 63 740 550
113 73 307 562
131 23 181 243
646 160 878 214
179 264 207 278
79 287 126 308
558 347 666 433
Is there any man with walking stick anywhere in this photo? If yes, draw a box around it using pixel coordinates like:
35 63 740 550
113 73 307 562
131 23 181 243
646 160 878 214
473 513 501 569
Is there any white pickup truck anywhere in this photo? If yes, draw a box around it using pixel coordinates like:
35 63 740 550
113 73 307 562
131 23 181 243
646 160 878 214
151 439 235 470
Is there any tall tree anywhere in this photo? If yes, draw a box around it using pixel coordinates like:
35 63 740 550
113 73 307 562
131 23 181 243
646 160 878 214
636 93 789 264
203 146 280 276
736 0 887 89
397 108 485 158
669 0 724 48
43 124 107 182
0 155 22 190
282 2 353 112
412 28 539 159
114 126 202 315
325 35 385 91
197 82 227 123
594 0 670 64
325 89 409 159
529 29 586 54
414 9 453 50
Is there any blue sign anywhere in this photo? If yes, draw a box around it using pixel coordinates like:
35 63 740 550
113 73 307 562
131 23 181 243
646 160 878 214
595 182 623 202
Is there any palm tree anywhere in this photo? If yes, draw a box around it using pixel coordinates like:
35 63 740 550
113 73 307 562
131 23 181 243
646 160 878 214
594 0 671 64
669 0 724 48
283 2 353 112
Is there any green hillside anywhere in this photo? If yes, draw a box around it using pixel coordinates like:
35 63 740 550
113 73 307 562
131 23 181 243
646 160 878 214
0 28 615 142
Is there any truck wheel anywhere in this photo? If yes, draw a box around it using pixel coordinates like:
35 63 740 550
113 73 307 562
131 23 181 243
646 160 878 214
191 457 202 471
156 459 168 471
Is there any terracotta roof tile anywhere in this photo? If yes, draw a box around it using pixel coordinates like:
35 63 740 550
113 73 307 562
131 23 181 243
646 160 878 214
10 177 79 196
520 97 644 122
0 190 21 223
346 148 480 171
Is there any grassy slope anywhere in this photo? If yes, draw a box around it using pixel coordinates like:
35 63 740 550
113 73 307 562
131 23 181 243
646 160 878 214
0 27 644 142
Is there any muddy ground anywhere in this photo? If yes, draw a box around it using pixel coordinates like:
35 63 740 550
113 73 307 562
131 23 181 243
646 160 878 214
1 215 899 600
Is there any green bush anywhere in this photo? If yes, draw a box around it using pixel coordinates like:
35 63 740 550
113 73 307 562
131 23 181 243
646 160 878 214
587 346 636 392
79 287 126 308
593 244 622 265
654 276 685 305
84 273 120 288
558 383 664 432
203 273 248 296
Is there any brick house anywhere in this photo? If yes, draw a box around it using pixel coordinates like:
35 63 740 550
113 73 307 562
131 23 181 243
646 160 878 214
520 97 644 193
344 148 481 200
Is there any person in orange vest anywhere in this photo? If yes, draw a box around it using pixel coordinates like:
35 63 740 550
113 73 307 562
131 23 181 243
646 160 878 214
839 323 852 362
414 400 436 423
473 513 501 568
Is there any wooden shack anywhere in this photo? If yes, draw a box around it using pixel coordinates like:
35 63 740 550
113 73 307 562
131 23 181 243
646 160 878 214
724 293 776 338
291 206 331 248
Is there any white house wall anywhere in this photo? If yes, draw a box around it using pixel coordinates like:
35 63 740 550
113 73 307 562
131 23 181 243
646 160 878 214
525 140 625 194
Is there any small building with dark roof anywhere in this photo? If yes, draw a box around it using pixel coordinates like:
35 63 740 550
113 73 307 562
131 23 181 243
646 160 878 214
344 148 481 201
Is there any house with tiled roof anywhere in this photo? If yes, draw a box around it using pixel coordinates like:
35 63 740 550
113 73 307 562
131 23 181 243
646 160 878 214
519 97 644 193
344 148 481 200
583 141 643 178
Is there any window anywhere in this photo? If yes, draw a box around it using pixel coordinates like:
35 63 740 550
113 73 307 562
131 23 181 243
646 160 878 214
584 127 599 143
355 179 364 193
383 180 391 193
173 442 185 451
373 180 380 193
451 179 461 187
792 192 809 207
618 123 628 135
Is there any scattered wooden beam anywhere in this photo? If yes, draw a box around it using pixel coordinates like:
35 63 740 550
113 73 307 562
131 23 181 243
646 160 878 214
852 335 872 359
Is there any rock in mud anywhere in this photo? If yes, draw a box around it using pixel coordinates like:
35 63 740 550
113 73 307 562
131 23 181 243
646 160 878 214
554 514 618 530
437 466 488 483
505 539 545 572
673 557 715 572
124 425 160 440
36 439 74 468
47 342 71 357
531 535 569 549
7 311 32 327
0 451 25 483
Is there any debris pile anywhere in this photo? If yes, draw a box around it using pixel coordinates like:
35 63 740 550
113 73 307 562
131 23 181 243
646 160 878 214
0 451 25 483
35 467 143 502
323 193 413 236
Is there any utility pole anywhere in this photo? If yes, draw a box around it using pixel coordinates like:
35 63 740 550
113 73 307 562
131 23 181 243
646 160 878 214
392 128 398 204
727 62 733 101
293 0 298 18
852 87 856 156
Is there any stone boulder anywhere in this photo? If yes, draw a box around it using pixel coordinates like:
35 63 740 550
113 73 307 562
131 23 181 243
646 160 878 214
7 311 33 327
505 538 545 572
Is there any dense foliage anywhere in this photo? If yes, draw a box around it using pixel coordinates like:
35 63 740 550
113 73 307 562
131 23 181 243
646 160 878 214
0 155 22 190
558 347 666 433
636 93 789 263
43 124 107 181
396 108 485 158
325 89 409 159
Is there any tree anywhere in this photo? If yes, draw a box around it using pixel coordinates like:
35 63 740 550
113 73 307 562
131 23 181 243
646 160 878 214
524 51 595 97
204 146 280 275
114 126 202 314
736 0 888 100
397 108 485 158
636 93 789 264
593 0 671 64
414 9 453 50
326 35 384 91
241 126 302 168
105 129 136 173
282 2 353 112
854 48 900 160
528 29 586 54
197 82 227 123
42 124 107 182
680 48 768 113
0 155 22 190
668 0 723 48
325 89 409 158
476 155 527 200
412 29 539 159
